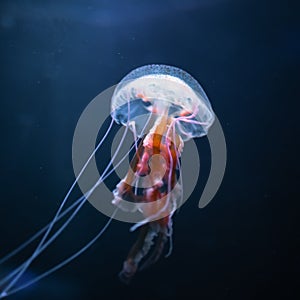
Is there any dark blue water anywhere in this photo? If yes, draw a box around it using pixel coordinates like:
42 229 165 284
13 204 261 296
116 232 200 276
0 1 299 299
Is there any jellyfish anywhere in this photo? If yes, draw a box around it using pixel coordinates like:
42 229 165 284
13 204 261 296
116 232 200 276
0 64 215 297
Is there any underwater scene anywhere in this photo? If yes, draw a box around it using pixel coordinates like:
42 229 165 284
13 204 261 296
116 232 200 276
0 1 299 299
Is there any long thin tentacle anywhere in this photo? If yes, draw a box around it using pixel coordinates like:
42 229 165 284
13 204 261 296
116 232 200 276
0 209 117 299
0 137 137 291
1 118 123 295
0 194 85 266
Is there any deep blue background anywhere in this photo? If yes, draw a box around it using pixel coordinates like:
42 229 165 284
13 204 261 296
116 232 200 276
0 1 299 299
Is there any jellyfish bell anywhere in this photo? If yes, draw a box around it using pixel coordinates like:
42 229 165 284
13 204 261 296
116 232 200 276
111 64 215 141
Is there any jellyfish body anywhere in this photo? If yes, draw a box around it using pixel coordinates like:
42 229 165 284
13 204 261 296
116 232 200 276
0 65 215 297
110 65 215 282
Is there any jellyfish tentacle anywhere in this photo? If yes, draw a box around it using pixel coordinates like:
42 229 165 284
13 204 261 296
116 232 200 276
1 118 115 267
0 194 85 266
0 195 86 287
139 221 169 271
1 119 126 296
1 91 155 295
164 215 174 258
118 224 150 283
119 219 168 284
0 209 117 299
1 125 139 295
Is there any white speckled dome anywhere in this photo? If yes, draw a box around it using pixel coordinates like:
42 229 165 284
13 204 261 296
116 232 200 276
111 64 215 141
